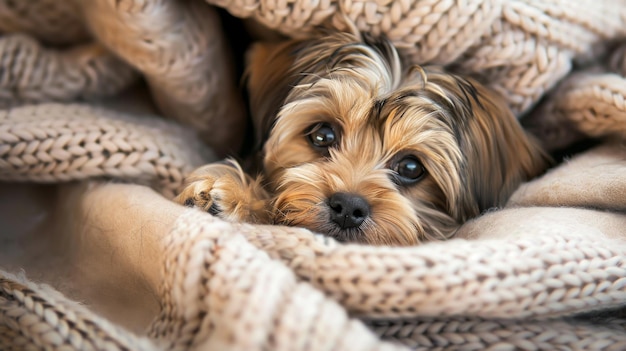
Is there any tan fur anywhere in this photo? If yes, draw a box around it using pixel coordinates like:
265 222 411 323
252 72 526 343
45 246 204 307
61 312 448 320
175 159 271 224
176 32 550 246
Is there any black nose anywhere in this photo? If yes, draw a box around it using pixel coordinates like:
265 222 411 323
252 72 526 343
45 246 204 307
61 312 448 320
329 192 371 229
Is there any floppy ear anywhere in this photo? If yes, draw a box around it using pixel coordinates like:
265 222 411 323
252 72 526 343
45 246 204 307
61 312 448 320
459 80 552 216
245 40 306 154
401 67 551 220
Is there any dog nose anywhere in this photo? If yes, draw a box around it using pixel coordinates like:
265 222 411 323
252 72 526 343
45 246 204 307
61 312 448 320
329 192 370 229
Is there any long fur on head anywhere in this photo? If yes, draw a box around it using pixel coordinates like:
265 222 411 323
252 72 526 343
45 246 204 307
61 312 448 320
245 32 550 245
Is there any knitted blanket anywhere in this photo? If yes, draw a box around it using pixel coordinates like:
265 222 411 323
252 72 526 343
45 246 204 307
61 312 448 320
2 0 626 350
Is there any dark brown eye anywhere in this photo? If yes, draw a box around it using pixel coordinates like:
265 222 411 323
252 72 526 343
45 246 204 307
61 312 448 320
307 123 338 148
391 155 426 185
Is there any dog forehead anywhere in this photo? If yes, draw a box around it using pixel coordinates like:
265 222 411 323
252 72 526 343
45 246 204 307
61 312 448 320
284 73 461 156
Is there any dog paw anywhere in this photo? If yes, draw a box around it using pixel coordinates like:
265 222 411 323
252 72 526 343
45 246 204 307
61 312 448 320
175 159 271 223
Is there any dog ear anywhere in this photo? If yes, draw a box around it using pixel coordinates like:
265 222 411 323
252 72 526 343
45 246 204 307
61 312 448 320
399 67 551 220
457 80 552 217
245 40 306 155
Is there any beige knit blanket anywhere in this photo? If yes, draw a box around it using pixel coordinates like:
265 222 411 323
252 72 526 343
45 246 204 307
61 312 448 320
2 0 626 350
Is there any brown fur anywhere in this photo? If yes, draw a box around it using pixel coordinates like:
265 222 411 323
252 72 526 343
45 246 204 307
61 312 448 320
176 32 550 246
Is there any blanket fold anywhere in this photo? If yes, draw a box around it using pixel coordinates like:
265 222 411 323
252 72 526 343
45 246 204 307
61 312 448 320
0 34 136 108
523 43 626 152
4 180 626 350
80 0 247 156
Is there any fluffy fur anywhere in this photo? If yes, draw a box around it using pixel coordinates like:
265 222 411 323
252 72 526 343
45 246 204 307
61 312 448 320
176 32 550 246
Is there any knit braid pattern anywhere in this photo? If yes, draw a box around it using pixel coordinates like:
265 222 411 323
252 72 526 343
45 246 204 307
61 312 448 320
148 210 405 351
0 103 214 197
0 271 160 351
147 211 626 350
368 318 626 351
236 222 626 321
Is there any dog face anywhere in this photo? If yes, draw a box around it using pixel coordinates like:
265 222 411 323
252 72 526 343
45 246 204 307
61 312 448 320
246 32 549 245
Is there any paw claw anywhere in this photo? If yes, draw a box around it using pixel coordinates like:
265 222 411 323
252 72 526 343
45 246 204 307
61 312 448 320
208 202 221 216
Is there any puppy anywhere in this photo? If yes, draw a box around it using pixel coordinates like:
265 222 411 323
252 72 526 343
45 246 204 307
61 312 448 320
175 32 550 246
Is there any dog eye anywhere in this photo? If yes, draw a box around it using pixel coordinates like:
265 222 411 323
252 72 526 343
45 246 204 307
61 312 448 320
391 156 426 184
307 123 338 149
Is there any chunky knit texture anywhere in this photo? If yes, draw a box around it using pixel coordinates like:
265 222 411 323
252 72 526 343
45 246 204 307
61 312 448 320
1 0 626 350
0 103 212 197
